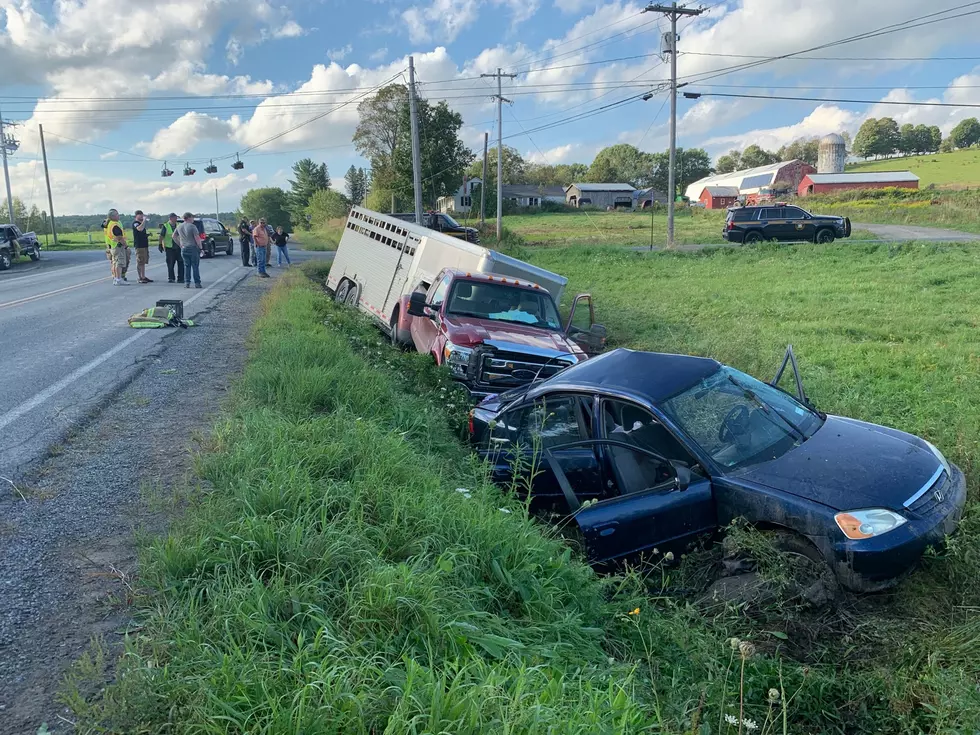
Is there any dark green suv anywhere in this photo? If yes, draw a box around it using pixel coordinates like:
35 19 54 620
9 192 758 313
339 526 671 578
193 217 234 257
724 204 851 244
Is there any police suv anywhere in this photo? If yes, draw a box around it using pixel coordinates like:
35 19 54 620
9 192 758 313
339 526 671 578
724 204 851 245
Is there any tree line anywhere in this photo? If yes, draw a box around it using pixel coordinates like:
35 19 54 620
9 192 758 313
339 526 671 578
714 134 853 174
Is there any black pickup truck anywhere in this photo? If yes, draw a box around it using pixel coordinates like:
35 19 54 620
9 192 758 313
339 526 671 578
392 211 480 243
0 223 41 270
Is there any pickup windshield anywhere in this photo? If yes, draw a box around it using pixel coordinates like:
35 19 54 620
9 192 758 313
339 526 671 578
446 280 563 330
661 366 823 470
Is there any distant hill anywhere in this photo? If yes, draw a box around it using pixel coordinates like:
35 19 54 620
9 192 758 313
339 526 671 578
846 149 980 188
54 212 241 232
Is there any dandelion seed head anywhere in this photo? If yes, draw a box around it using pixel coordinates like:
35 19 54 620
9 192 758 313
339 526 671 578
739 641 756 659
728 637 741 650
768 688 781 703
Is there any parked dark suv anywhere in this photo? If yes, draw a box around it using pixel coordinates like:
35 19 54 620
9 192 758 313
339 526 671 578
724 204 851 245
392 211 480 243
194 217 234 257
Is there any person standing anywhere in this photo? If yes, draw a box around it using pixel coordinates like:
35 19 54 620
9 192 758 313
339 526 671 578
175 212 204 289
132 210 153 283
238 217 252 268
104 208 128 286
272 226 291 266
252 217 270 278
158 213 185 284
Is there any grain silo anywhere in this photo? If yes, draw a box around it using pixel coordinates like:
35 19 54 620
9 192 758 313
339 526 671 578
818 133 847 174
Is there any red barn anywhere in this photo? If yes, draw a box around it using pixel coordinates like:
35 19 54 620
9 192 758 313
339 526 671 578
798 171 919 196
699 186 740 209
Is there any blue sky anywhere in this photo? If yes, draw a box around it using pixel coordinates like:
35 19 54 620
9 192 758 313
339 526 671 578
0 0 977 214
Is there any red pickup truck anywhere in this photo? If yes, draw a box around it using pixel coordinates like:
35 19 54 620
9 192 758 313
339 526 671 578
405 268 604 396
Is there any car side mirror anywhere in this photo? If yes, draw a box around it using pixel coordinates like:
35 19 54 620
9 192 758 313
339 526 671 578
672 463 692 492
408 291 430 318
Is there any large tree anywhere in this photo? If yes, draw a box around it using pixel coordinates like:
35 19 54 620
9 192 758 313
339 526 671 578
353 85 408 198
739 144 779 168
714 151 740 174
949 117 980 149
344 166 368 207
0 196 28 229
466 145 529 189
524 162 588 187
585 144 654 187
288 159 330 224
853 118 880 159
898 124 916 156
239 187 292 230
649 147 712 197
777 138 819 166
307 188 350 224
928 125 943 153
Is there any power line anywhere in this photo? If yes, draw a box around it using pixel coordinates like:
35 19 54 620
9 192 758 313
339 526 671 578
510 9 647 68
683 90 980 108
679 50 980 62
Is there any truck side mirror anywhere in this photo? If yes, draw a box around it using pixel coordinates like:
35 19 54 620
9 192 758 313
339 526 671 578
407 291 429 318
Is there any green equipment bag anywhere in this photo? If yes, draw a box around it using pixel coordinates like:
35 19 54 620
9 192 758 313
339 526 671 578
128 306 196 329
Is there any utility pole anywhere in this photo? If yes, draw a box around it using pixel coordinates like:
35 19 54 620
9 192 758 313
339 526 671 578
39 125 57 247
644 3 703 248
481 68 516 241
480 131 488 226
0 105 17 226
407 56 424 225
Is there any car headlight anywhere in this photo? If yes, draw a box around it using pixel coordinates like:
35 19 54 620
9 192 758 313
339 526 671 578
925 440 951 476
443 341 473 377
835 509 908 540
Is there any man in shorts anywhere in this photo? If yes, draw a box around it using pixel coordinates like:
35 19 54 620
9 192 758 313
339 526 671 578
104 208 128 286
132 210 153 283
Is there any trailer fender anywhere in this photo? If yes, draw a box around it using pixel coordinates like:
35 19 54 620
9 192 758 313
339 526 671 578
393 295 415 345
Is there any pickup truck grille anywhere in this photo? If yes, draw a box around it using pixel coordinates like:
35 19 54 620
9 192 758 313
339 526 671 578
475 351 573 390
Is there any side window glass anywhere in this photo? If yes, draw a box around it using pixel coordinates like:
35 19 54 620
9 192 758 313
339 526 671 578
519 395 592 450
601 400 694 495
430 275 451 307
784 208 802 220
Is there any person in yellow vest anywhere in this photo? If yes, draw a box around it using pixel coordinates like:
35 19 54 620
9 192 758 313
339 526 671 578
158 212 185 284
104 208 128 286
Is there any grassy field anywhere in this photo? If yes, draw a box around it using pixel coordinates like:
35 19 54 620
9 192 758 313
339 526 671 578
66 260 980 733
803 188 980 235
42 231 105 251
847 148 980 188
293 220 345 251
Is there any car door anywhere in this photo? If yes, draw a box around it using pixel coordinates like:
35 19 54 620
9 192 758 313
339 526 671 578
758 207 786 240
410 272 452 358
783 207 812 241
488 393 605 508
552 398 716 567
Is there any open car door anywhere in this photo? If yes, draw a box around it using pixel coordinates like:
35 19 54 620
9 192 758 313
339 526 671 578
565 295 607 355
771 344 812 407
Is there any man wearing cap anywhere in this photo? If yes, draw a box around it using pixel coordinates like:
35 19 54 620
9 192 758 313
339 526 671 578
158 212 184 284
103 208 128 286
132 210 153 284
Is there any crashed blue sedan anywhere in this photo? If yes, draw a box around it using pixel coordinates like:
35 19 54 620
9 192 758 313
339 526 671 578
469 348 967 592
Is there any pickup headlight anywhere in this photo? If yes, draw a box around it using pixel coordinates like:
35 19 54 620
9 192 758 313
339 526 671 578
925 440 951 476
835 509 907 540
443 340 473 377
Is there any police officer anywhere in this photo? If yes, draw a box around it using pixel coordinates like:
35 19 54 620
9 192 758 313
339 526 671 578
158 212 185 284
104 208 128 286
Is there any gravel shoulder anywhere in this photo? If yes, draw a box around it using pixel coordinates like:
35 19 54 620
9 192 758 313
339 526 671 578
0 271 271 734
851 222 978 241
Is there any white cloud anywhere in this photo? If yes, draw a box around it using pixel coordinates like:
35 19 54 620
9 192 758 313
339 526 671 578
139 113 238 158
700 104 859 154
327 44 353 62
276 20 307 38
368 47 388 62
526 143 579 164
402 0 481 43
99 151 119 160
554 0 598 13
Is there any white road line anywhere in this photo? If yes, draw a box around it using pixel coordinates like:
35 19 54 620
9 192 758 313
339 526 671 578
0 265 246 433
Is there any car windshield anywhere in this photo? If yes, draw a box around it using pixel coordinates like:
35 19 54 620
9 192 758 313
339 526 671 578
441 213 461 228
661 366 823 470
447 281 563 330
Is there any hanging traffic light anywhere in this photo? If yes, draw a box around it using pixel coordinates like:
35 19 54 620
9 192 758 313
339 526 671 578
161 162 174 177
231 153 244 170
183 163 196 176
205 160 218 174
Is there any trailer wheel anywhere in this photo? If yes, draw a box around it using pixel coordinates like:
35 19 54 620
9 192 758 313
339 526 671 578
335 279 351 303
345 284 359 307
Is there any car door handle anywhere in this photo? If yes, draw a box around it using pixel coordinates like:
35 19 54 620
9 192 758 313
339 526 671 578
596 522 618 537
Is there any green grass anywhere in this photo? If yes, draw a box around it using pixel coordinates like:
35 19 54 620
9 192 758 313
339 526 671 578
503 209 727 248
847 148 980 188
293 220 345 251
804 187 980 235
65 264 980 733
41 231 106 251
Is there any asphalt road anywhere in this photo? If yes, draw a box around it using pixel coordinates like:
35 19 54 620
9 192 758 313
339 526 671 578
0 246 332 480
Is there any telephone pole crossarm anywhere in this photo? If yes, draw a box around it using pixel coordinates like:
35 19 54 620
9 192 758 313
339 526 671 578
643 2 704 249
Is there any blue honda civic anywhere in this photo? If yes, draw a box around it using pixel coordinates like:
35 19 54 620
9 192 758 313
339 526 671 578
469 348 967 591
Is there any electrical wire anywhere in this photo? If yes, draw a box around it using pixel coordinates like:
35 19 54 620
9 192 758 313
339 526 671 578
510 9 647 69
678 50 980 62
683 90 980 108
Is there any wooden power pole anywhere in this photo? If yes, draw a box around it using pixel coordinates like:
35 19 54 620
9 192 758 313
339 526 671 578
480 131 488 226
481 68 516 241
39 124 58 247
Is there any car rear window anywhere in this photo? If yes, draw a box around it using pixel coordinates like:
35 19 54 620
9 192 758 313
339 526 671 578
727 209 754 222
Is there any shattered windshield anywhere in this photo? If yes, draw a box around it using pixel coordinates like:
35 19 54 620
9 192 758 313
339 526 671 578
661 367 823 470
446 281 562 330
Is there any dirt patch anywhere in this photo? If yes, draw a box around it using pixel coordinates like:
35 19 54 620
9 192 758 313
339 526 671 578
0 276 269 734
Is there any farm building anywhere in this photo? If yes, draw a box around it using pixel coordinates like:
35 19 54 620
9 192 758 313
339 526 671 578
565 183 636 209
633 187 670 209
437 178 481 213
502 185 566 208
797 171 920 196
698 186 740 209
685 160 816 201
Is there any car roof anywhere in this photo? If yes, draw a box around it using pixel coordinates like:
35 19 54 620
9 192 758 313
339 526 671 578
528 348 722 404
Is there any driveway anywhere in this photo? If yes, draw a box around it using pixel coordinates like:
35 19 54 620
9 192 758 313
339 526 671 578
852 223 978 242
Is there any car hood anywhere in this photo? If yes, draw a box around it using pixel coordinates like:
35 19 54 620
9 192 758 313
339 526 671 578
443 315 584 357
735 416 942 511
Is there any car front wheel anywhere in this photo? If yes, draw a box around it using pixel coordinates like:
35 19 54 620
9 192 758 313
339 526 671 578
29 245 40 261
0 250 10 270
815 229 835 244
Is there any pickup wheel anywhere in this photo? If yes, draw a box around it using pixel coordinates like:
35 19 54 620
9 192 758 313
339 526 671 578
389 309 405 349
335 279 351 303
815 229 835 244
0 250 10 270
743 231 763 244
29 245 40 261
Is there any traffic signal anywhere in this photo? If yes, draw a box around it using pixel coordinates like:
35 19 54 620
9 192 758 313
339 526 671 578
161 162 174 177
205 160 218 174
183 163 196 176
231 153 244 170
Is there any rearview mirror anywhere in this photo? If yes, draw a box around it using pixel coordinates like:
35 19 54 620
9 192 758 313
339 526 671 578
407 291 429 318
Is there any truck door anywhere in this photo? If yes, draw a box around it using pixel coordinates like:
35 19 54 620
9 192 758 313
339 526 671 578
565 295 605 355
410 273 452 359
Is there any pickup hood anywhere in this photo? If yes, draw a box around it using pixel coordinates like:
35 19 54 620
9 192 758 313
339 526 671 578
735 416 942 511
443 315 584 357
